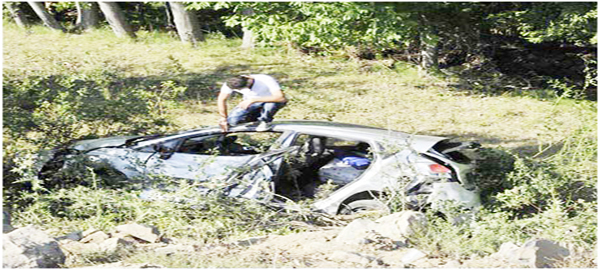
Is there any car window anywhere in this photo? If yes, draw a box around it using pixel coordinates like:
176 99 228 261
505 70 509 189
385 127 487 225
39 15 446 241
136 139 180 153
277 133 375 201
234 132 282 152
326 138 372 156
177 132 283 156
291 134 373 158
178 135 220 155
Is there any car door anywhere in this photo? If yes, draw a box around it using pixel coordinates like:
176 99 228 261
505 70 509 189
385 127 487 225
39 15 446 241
224 146 299 202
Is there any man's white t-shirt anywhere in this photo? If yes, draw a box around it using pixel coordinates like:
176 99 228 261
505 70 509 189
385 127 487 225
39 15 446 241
220 74 281 100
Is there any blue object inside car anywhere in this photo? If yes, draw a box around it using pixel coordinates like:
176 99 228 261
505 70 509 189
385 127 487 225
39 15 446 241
341 156 370 169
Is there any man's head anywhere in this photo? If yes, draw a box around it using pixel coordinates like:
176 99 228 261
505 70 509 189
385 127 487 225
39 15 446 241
225 75 251 90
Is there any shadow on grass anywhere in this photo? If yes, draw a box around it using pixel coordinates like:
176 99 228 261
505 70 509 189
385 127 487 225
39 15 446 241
114 62 342 103
435 131 567 158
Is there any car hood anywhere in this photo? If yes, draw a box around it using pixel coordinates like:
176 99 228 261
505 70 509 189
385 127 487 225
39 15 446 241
71 135 139 151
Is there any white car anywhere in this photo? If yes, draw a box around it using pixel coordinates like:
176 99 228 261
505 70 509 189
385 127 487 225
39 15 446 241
38 120 481 215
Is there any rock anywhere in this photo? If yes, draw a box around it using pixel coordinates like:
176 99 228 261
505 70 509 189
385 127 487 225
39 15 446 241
80 230 110 244
334 218 377 245
60 237 131 258
489 239 570 268
82 228 100 237
115 223 161 243
56 230 83 242
375 211 427 241
490 242 520 260
110 231 139 243
3 225 66 268
154 244 195 255
3 208 14 233
235 236 268 247
59 239 90 255
401 248 427 265
515 239 570 268
99 237 131 254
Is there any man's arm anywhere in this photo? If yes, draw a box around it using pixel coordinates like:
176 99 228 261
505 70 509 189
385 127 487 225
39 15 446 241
238 87 287 109
217 90 231 131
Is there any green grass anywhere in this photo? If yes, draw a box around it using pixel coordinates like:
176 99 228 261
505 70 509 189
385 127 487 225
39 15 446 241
3 24 597 267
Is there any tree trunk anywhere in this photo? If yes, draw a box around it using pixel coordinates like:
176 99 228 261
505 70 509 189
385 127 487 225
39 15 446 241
5 2 29 29
27 1 65 32
164 2 175 29
420 30 439 71
169 2 204 46
240 8 255 49
76 2 100 31
241 28 255 49
98 2 136 38
418 15 439 73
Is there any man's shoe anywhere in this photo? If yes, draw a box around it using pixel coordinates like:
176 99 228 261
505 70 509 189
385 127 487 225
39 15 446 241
255 121 270 131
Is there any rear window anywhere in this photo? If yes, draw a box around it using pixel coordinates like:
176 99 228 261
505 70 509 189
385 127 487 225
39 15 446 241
432 139 474 164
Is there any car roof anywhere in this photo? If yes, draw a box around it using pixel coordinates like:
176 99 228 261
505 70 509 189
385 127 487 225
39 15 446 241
270 120 447 152
149 120 447 153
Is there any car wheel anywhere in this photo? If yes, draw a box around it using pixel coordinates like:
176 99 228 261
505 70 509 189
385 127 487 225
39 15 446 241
338 199 389 215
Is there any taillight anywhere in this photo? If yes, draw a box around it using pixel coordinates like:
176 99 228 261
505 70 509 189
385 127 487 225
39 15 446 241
429 164 451 173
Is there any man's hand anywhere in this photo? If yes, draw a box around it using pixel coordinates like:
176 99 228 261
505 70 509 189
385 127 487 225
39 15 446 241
219 118 229 132
238 99 254 109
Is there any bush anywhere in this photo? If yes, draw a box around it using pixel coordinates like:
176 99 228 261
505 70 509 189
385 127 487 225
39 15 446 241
2 70 186 210
413 123 597 261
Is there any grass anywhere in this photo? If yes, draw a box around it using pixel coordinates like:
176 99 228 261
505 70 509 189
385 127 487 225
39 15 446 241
4 24 594 156
3 24 597 267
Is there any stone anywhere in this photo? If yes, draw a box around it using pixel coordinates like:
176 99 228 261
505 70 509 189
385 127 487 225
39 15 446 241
99 237 131 254
401 248 427 265
3 225 66 268
115 223 161 243
235 236 268 247
334 218 377 245
154 244 195 255
110 231 139 243
515 239 570 268
490 242 520 260
3 208 14 233
59 239 90 255
82 228 100 237
80 230 110 244
56 230 83 242
375 211 427 241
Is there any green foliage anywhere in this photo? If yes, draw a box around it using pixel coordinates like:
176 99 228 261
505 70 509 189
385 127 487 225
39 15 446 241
3 72 175 146
493 131 596 217
470 147 516 201
488 2 597 45
13 175 311 243
218 2 413 56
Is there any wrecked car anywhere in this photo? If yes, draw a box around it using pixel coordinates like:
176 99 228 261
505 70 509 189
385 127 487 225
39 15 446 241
37 120 481 215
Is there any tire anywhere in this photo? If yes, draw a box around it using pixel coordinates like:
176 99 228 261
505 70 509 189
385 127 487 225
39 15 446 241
338 199 389 215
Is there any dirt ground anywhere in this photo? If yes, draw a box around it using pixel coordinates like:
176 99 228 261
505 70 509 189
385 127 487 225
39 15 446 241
136 227 519 269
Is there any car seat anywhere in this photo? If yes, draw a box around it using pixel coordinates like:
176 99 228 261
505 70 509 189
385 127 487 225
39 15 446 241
301 136 326 164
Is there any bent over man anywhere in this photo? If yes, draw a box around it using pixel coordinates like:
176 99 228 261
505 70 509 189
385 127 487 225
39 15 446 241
217 74 287 132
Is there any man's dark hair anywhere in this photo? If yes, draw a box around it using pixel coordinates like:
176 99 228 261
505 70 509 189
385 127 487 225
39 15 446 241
226 76 250 89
